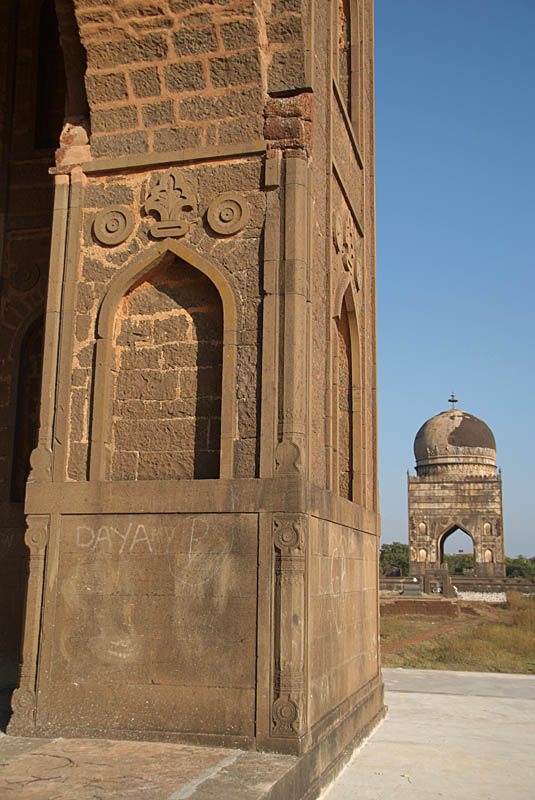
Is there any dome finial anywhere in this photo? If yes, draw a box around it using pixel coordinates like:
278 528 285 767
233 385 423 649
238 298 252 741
448 392 458 410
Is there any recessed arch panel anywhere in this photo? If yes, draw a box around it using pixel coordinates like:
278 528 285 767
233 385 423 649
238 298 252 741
89 240 237 481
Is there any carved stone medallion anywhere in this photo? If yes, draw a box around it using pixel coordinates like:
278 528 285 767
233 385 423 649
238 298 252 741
11 687 36 719
93 205 134 245
207 192 249 235
272 696 299 735
10 263 40 291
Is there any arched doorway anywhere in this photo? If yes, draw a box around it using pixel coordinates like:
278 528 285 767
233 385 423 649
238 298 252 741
440 526 474 575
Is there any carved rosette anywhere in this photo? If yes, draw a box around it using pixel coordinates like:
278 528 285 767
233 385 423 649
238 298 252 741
10 688 36 721
24 516 49 551
207 192 249 235
93 205 134 245
272 514 306 737
10 263 40 291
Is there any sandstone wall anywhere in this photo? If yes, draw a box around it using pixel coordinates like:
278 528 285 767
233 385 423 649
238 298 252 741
5 0 383 775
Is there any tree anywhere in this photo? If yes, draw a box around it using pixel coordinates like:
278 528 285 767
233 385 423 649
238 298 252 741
445 552 474 575
506 555 535 580
380 541 409 577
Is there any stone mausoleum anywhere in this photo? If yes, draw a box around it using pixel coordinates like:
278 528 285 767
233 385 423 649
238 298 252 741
0 0 384 785
408 397 505 585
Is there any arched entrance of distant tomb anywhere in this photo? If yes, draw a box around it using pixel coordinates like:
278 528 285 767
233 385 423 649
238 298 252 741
439 526 474 574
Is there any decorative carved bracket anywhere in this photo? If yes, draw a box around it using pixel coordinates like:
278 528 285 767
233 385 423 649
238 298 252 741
144 169 196 238
272 513 307 737
8 515 50 735
275 440 303 474
333 210 362 291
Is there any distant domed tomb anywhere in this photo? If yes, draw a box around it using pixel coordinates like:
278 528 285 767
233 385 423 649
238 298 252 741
408 396 505 588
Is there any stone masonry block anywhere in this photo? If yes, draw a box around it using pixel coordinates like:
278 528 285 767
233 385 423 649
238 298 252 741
111 450 139 480
180 365 221 398
141 100 175 126
131 66 161 98
75 314 91 343
92 106 138 132
153 126 201 152
114 397 197 419
272 0 301 13
209 51 262 88
91 130 148 158
76 283 95 313
153 316 190 343
115 370 178 401
220 19 257 50
172 27 217 57
179 88 262 121
268 48 306 93
114 418 201 451
169 0 223 11
264 115 303 141
77 10 114 25
120 345 162 370
116 318 152 345
268 16 302 44
86 33 168 69
82 256 116 283
86 72 128 104
161 342 198 367
84 184 134 208
68 443 88 482
70 389 86 442
218 116 263 144
165 61 205 93
116 3 167 18
76 344 95 369
136 450 194 479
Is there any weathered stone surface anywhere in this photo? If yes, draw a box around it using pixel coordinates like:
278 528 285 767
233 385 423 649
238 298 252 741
172 26 218 56
268 48 306 93
91 130 148 158
153 125 201 151
131 65 161 98
165 61 205 93
92 105 138 133
209 51 262 88
86 72 128 104
86 33 168 69
179 88 262 121
141 100 175 127
220 19 257 50
5 2 382 780
85 184 134 208
408 407 506 583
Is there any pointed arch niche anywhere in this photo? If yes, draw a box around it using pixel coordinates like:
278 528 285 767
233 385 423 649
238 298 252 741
333 0 363 137
333 280 363 504
89 241 237 482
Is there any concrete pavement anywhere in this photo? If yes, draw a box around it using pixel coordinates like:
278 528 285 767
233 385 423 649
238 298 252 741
322 668 535 800
1 669 533 798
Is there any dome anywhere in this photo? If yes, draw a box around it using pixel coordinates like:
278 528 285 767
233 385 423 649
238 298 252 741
413 407 496 478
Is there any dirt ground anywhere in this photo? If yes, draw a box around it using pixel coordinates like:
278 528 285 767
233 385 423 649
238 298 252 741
380 594 535 673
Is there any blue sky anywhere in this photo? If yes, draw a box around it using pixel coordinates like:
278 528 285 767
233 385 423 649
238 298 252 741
374 1 535 556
